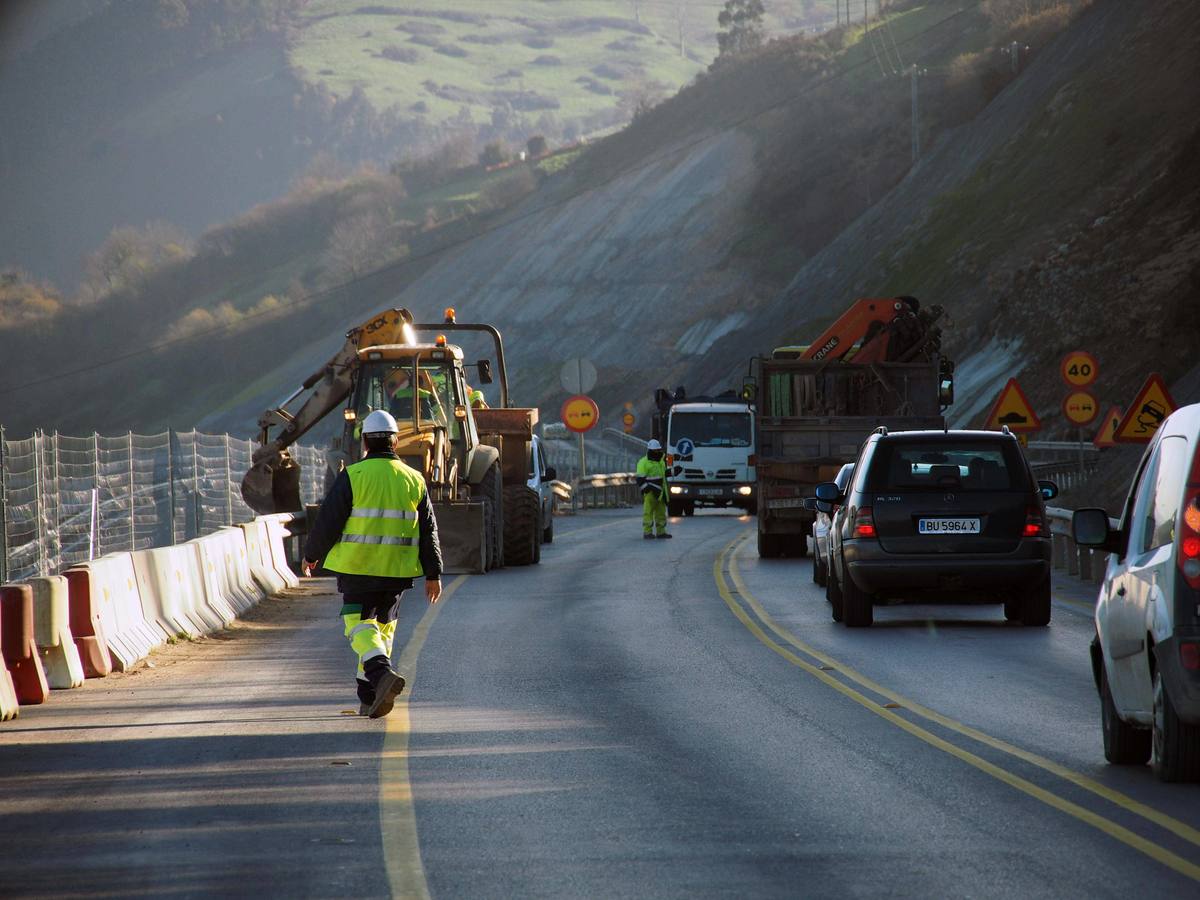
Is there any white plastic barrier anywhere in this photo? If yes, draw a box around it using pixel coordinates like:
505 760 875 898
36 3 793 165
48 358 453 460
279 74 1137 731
261 515 300 590
28 576 85 689
131 545 227 638
0 664 17 719
216 527 263 612
195 532 254 621
65 555 162 672
240 520 288 596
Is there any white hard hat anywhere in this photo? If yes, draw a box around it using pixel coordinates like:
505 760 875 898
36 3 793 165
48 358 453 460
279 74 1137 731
647 439 662 451
362 409 399 435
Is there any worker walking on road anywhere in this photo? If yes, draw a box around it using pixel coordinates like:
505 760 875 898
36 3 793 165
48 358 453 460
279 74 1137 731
636 439 672 539
302 409 442 719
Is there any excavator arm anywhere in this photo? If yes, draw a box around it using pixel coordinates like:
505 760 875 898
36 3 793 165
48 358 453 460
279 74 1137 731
240 308 414 514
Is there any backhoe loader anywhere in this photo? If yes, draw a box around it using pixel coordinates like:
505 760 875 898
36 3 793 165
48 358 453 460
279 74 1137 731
241 307 542 573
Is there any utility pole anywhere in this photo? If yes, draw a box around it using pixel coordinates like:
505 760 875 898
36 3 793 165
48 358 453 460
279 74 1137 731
910 64 926 163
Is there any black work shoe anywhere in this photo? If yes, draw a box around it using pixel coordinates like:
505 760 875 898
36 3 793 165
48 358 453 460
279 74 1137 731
356 678 374 717
643 533 654 540
367 668 406 719
656 532 673 539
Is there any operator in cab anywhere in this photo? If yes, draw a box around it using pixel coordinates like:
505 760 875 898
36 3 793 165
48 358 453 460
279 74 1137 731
302 409 442 719
636 439 671 540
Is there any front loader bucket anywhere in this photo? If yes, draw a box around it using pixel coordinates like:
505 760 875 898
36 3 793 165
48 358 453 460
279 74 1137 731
241 453 303 515
433 500 486 574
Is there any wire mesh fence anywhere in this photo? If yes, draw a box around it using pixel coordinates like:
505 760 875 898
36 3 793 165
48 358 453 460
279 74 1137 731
0 428 326 584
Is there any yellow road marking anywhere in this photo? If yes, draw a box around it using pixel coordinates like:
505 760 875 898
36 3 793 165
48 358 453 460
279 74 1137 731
726 541 1200 849
714 535 1200 882
380 574 468 900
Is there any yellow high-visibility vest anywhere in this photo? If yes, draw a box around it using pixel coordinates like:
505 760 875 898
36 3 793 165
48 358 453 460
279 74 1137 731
323 458 426 578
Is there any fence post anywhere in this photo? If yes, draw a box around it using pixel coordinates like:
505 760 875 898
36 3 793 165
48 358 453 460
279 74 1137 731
93 432 101 558
51 431 60 572
224 434 233 526
128 431 136 552
167 430 176 545
34 431 44 576
0 424 7 584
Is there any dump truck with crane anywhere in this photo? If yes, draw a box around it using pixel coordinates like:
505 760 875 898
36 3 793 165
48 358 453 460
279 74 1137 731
241 307 544 572
744 297 954 558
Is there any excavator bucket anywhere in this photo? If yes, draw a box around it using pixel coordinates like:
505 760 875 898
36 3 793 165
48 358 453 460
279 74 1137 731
241 452 304 515
433 499 487 574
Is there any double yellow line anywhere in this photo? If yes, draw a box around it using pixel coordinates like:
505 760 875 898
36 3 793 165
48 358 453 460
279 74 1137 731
714 532 1200 881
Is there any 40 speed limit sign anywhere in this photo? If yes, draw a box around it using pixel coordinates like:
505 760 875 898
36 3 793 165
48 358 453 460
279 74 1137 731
1060 351 1098 388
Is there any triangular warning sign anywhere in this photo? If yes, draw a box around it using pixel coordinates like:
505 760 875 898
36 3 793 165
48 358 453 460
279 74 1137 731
1092 405 1123 448
984 378 1041 433
1114 374 1177 443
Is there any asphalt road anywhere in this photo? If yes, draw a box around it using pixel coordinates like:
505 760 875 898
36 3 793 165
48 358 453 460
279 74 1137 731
2 509 1198 898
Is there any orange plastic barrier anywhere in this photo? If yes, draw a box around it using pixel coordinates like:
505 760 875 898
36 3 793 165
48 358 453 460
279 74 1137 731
0 606 18 720
29 576 85 689
62 568 113 678
1 584 49 704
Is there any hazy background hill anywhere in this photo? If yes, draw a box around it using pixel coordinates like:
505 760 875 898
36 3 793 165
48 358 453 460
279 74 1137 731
2 0 1197 511
0 0 829 288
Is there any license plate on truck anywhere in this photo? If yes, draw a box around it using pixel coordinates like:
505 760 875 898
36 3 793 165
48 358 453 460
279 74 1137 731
918 518 981 534
698 488 723 496
769 498 808 509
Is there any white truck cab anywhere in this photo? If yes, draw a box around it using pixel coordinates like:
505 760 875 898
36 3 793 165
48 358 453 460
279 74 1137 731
665 401 756 516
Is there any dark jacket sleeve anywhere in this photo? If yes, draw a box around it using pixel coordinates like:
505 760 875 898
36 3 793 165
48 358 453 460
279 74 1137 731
417 491 442 579
303 470 353 562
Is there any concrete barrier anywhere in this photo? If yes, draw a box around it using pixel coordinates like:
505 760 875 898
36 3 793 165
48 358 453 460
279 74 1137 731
133 545 227 638
1 583 49 705
240 519 288 596
28 576 85 689
62 567 113 679
0 604 20 720
64 556 161 672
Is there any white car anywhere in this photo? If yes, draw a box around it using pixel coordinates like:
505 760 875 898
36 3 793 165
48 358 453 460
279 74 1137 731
811 463 854 587
1073 402 1200 781
528 434 558 544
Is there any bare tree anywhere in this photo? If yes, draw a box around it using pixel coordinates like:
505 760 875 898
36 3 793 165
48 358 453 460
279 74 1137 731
717 0 766 60
324 212 387 282
675 0 689 58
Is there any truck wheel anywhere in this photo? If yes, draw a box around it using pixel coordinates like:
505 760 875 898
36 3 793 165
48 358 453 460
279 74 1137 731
1020 574 1051 626
1152 669 1200 782
480 463 503 571
1101 663 1150 765
757 530 779 558
668 499 684 517
842 571 873 627
502 484 540 566
683 502 695 517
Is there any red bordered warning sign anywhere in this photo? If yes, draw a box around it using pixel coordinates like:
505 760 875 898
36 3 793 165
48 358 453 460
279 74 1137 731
1092 406 1123 448
984 378 1042 433
1114 374 1177 443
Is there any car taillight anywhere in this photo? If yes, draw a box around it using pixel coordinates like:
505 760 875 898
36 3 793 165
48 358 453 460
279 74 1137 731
1023 505 1049 538
1179 447 1200 590
1181 642 1200 671
853 506 876 538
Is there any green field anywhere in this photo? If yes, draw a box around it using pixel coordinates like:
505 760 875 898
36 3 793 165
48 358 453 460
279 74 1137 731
289 1 840 135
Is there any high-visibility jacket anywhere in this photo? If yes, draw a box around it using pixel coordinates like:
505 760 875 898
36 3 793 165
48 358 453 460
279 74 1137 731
323 457 426 578
636 456 668 499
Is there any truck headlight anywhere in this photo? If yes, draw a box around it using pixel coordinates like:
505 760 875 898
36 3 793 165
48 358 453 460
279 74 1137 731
669 486 683 495
737 485 753 496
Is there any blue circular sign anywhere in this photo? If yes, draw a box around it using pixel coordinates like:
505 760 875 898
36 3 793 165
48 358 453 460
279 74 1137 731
674 438 694 457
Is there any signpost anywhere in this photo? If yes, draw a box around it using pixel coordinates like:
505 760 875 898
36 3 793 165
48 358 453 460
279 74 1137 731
1114 373 1177 443
561 394 599 478
560 358 597 395
984 378 1042 433
1059 351 1099 478
622 412 635 433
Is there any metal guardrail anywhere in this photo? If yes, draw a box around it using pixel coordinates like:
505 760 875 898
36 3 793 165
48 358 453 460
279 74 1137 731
1046 506 1117 588
567 473 639 511
1032 457 1101 494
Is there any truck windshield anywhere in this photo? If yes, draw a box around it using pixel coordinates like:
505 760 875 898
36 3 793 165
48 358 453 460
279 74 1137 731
357 362 452 427
669 412 752 448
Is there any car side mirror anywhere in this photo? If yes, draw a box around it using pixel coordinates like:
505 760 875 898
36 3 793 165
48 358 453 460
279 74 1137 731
544 466 556 481
1072 508 1114 549
1038 480 1059 501
476 359 493 384
741 376 756 403
814 481 841 503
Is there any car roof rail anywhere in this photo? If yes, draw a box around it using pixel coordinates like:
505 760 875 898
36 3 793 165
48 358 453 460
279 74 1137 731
1001 425 1012 436
873 425 888 436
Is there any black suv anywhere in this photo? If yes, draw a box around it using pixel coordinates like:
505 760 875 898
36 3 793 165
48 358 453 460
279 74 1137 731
817 428 1058 628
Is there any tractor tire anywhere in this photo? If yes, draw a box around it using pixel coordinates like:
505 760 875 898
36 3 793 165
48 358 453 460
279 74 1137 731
502 484 541 566
480 463 504 571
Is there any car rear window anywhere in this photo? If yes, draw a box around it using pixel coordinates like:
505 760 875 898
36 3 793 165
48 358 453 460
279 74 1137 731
866 440 1026 492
